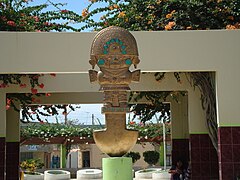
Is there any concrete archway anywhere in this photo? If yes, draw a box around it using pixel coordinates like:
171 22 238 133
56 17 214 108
0 30 240 179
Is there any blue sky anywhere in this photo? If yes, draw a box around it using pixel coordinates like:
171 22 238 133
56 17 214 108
29 0 90 13
28 0 108 31
37 104 140 125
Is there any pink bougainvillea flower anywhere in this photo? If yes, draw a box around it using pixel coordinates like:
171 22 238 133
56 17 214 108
6 98 12 105
61 9 69 13
1 16 7 21
35 99 41 103
33 16 39 22
0 83 7 88
45 93 51 97
39 120 44 124
31 88 38 94
6 105 10 110
7 20 16 26
20 84 27 88
43 22 49 26
38 83 44 89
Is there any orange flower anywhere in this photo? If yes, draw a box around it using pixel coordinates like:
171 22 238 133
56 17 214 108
148 19 153 24
169 21 176 27
156 0 162 5
118 11 126 18
226 25 236 30
165 21 176 30
113 4 119 9
165 24 171 30
166 13 172 19
82 9 88 17
228 16 234 21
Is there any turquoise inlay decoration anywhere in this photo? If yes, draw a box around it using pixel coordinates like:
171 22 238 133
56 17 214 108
98 59 105 65
125 59 132 65
103 38 127 55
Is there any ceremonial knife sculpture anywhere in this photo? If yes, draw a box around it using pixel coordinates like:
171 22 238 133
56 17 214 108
88 26 141 157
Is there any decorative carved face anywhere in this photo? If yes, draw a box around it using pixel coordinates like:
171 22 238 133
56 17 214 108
95 38 134 69
89 26 140 70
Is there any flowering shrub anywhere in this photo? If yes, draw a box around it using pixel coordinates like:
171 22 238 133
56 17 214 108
21 123 170 143
0 0 84 121
0 0 83 32
128 122 171 142
124 151 141 163
21 123 94 140
143 150 160 165
20 159 44 174
79 0 240 31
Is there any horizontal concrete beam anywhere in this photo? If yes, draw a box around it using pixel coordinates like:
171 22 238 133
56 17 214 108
0 30 239 73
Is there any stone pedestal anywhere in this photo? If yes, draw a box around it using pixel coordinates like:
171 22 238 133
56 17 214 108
102 157 132 180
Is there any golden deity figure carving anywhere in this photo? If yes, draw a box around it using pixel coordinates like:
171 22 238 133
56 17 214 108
88 26 141 156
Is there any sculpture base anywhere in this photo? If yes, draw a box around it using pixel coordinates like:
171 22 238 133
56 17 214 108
102 157 132 180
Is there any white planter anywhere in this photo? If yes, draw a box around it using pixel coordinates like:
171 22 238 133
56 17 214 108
24 172 44 180
77 169 102 180
135 168 162 179
44 170 71 180
152 170 171 180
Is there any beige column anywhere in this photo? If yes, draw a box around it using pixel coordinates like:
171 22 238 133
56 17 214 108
6 101 20 179
171 94 189 139
0 93 6 137
0 92 6 180
188 88 208 134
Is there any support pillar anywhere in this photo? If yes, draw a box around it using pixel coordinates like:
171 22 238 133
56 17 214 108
188 88 219 179
0 137 5 180
218 126 240 180
60 144 66 168
159 142 164 166
6 104 20 180
170 94 189 168
190 133 219 179
102 157 132 180
0 92 6 180
172 139 189 167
